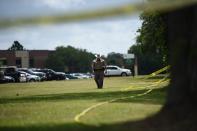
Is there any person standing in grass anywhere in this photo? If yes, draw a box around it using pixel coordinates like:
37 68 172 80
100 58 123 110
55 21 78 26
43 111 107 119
92 54 106 89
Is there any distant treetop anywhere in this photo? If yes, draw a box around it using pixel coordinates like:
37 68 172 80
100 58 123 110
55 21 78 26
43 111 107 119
8 41 25 51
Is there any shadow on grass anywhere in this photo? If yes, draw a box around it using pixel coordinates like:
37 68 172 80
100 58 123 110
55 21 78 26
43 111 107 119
0 123 94 131
0 87 167 105
1 105 196 131
2 87 190 131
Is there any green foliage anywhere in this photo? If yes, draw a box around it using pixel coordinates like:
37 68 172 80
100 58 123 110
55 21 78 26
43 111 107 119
45 53 65 71
137 12 168 56
8 41 24 51
106 52 124 67
128 12 168 75
46 45 95 72
106 52 134 70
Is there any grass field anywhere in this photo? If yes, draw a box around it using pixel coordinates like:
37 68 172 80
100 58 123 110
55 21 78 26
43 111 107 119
0 76 168 131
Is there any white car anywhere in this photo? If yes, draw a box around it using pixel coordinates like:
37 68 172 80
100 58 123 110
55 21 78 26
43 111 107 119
19 73 27 82
104 65 132 76
19 71 40 82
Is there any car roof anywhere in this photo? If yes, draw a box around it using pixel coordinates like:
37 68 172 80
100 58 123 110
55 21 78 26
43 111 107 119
106 65 119 67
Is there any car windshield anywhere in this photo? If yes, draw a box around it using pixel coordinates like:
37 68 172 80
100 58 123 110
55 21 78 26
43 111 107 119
25 72 31 76
107 66 118 70
27 69 35 74
49 69 56 73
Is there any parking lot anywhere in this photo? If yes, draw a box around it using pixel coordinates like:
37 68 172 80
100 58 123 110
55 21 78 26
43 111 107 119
0 66 94 84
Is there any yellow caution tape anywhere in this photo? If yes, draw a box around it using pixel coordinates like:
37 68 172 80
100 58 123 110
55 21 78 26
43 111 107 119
145 65 170 79
75 101 109 123
0 0 197 28
122 74 169 91
74 75 169 124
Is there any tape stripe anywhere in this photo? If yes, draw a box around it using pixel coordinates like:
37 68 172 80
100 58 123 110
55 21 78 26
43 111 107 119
145 66 170 79
1 0 197 28
75 101 108 123
122 75 169 91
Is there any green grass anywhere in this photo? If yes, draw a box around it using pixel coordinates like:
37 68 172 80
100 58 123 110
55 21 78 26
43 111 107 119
0 76 168 131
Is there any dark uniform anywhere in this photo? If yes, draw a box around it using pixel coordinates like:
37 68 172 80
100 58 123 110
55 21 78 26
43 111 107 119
92 55 106 89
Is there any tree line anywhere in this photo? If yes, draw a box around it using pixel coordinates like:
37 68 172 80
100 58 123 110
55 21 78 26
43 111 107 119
45 46 95 73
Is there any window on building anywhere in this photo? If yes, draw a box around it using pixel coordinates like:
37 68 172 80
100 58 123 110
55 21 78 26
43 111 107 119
16 58 21 68
0 59 7 66
29 58 34 68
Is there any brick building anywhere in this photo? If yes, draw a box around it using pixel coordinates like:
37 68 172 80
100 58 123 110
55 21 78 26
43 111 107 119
0 50 54 68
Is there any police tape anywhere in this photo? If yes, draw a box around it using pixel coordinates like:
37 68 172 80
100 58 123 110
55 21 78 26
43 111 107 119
74 101 109 123
74 76 169 124
122 75 169 91
0 0 197 28
119 65 170 91
75 65 170 123
145 65 170 79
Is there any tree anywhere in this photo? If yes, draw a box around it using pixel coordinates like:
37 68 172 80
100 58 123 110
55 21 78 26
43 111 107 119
8 41 24 51
136 12 168 58
45 53 65 72
131 4 197 121
164 4 197 111
128 12 168 74
114 5 197 131
106 52 124 67
46 45 95 72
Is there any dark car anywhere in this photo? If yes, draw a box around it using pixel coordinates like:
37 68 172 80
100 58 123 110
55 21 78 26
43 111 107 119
0 71 15 83
18 68 46 81
34 69 65 80
0 67 20 82
4 76 15 83
0 76 15 83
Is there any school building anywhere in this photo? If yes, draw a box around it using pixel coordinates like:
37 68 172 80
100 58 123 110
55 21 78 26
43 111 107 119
0 50 54 68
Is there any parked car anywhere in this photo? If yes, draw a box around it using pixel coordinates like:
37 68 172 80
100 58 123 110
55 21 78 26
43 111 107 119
65 74 78 79
0 71 4 81
0 72 15 83
19 72 27 82
84 73 94 78
18 71 40 82
70 73 91 79
0 66 20 82
4 76 15 83
104 65 132 76
18 68 46 81
34 69 65 80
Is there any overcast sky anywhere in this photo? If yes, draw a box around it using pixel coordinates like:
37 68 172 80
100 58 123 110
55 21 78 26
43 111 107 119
0 0 142 56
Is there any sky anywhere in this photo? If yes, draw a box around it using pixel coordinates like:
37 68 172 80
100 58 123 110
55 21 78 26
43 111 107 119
0 0 142 56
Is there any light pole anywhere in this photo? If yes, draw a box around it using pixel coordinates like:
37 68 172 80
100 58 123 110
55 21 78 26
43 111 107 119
134 54 138 76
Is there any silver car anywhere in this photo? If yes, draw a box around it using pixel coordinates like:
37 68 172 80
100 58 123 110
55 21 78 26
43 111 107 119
18 71 40 82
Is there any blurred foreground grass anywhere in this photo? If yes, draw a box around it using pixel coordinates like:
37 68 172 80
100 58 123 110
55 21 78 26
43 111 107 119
0 76 167 131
